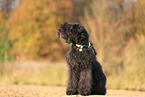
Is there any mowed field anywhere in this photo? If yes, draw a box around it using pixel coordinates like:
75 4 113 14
0 85 145 97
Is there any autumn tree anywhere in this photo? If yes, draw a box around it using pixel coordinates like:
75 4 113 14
7 0 73 60
70 0 92 22
0 0 16 17
0 0 14 62
82 0 136 75
135 0 145 36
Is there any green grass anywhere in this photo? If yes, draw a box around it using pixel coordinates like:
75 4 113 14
0 60 145 91
33 65 67 86
0 61 67 86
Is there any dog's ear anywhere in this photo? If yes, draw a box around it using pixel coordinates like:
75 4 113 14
77 25 89 44
78 25 89 38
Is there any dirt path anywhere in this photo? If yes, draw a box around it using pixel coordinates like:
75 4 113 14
0 85 145 97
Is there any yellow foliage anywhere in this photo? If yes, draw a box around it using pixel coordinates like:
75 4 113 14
7 0 73 60
0 13 3 20
136 0 145 35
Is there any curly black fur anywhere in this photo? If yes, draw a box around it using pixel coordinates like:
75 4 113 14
58 22 106 96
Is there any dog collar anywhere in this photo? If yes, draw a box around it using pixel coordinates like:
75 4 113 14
75 42 91 52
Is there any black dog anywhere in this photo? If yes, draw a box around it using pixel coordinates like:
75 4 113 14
58 22 106 95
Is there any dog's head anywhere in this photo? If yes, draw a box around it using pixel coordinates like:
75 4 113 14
58 22 89 44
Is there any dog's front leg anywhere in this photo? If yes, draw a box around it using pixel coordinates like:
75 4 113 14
78 68 92 96
66 66 79 95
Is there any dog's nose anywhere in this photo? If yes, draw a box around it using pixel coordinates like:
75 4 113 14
58 31 61 38
58 31 60 37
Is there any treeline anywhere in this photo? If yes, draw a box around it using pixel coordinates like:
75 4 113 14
0 0 92 60
0 0 145 90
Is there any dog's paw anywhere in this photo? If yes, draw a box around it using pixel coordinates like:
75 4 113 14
79 89 91 96
66 89 78 95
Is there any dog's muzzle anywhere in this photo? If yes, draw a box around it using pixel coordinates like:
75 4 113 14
58 31 60 38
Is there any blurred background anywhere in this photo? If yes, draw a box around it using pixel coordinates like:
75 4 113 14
0 0 145 91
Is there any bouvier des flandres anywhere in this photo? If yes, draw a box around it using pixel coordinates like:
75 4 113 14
58 22 106 96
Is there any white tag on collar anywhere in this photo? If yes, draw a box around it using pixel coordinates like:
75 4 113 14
79 48 83 52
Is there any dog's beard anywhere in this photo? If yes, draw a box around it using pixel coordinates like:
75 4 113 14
60 36 69 45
